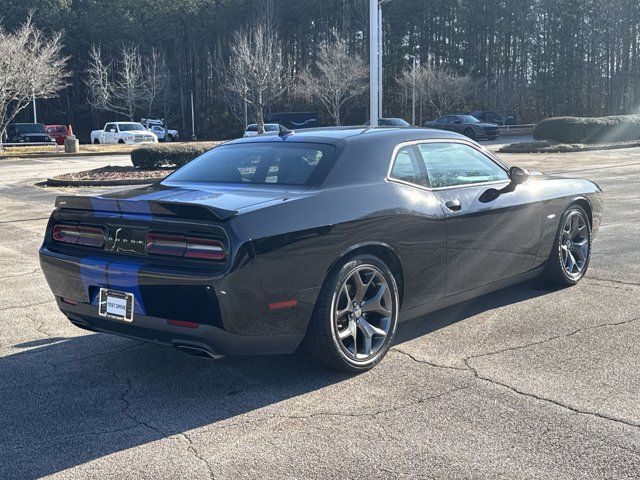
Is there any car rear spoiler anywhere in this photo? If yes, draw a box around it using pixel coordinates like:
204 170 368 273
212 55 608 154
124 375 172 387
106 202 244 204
54 196 237 221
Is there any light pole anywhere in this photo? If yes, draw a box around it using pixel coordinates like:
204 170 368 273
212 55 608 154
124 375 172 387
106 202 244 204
32 86 37 123
370 0 391 127
409 55 417 126
369 0 379 127
378 1 383 117
190 91 197 141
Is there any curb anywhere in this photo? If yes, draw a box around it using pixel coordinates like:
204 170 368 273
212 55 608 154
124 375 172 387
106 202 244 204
44 177 164 187
499 141 640 154
1 151 134 160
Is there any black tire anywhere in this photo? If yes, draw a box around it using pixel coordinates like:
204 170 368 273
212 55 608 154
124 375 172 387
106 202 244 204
118 139 125 144
93 139 100 144
464 128 475 140
306 254 399 373
542 205 591 287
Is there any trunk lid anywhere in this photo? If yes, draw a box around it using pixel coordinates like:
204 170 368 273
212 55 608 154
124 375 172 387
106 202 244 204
55 183 299 221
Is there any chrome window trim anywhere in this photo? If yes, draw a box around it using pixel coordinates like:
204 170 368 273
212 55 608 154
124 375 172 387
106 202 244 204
386 138 510 192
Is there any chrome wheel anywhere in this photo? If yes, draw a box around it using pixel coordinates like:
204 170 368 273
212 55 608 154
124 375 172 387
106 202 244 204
332 265 394 362
560 210 589 279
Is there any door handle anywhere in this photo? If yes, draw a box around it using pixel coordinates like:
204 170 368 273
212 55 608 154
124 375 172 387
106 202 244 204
445 199 462 212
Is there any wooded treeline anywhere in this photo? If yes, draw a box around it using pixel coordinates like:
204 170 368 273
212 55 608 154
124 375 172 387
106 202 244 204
2 0 639 138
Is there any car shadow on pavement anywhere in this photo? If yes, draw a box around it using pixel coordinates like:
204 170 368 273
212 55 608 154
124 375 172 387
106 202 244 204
2 281 549 479
395 280 551 344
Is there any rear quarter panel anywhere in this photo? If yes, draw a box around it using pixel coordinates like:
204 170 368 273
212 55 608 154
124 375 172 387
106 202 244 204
235 182 447 313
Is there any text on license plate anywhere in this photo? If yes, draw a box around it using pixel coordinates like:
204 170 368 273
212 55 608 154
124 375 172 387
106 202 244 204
98 288 134 322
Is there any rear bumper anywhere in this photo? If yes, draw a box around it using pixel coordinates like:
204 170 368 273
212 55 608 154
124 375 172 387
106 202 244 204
39 246 319 355
60 298 303 356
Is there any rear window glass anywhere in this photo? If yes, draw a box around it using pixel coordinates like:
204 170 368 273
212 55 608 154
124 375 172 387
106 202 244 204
165 142 336 186
15 124 46 134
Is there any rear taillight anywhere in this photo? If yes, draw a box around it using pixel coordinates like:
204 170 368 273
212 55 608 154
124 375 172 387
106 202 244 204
53 224 105 248
146 233 226 260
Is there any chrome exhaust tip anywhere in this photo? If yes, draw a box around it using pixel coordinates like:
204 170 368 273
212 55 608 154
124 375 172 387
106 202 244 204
174 343 224 360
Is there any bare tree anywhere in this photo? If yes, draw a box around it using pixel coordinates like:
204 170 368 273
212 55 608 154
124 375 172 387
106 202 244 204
0 18 68 142
86 45 166 121
143 48 169 117
299 31 367 125
212 47 249 128
396 65 477 120
226 25 292 133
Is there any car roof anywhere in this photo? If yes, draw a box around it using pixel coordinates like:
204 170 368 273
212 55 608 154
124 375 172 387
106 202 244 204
226 126 464 146
222 126 471 189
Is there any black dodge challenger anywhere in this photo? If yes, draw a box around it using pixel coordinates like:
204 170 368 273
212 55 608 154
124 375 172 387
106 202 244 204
40 127 602 372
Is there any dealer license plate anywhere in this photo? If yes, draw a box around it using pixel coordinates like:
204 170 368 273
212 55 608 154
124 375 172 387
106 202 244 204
98 288 134 323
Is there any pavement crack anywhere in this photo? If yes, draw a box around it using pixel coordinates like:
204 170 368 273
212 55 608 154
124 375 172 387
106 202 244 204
178 431 216 480
588 277 640 288
0 299 55 312
113 372 163 435
463 316 640 430
466 315 640 364
24 311 54 340
217 384 471 431
2 268 41 279
0 216 48 224
391 347 468 372
113 371 216 479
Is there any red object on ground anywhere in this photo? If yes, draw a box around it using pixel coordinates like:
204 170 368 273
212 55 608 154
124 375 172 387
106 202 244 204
45 125 68 145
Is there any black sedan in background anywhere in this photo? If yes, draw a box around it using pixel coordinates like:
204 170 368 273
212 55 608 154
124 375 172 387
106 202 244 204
427 115 499 140
39 127 601 372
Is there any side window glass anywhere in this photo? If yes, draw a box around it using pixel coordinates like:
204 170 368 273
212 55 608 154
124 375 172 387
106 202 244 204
417 143 508 188
390 146 429 187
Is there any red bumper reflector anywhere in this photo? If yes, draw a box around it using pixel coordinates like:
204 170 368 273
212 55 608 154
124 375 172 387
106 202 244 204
268 299 298 311
61 297 78 305
167 319 200 329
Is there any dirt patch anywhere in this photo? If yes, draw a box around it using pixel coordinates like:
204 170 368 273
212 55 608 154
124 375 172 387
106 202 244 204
45 165 173 187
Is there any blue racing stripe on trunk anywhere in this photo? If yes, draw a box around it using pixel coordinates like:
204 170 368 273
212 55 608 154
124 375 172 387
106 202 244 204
106 260 147 315
90 198 120 218
79 257 110 305
90 197 153 222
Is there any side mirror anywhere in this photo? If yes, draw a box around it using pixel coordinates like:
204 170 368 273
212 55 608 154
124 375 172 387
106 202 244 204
509 166 530 185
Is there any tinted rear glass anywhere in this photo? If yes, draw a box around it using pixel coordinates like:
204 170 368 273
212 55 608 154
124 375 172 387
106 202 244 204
165 142 336 186
16 124 46 134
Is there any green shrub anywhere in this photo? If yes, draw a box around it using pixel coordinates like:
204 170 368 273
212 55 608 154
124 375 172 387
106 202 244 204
534 115 640 144
130 142 220 169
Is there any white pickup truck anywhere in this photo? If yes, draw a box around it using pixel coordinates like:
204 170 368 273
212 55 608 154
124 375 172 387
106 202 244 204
90 122 158 145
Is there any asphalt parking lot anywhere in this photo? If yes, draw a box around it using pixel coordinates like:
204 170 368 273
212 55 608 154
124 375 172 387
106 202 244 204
0 146 639 479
